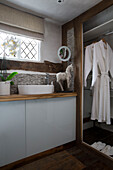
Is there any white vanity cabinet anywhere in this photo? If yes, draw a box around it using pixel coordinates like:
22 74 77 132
26 97 76 157
0 101 26 167
0 96 76 167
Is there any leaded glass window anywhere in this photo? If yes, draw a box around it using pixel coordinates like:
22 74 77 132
0 31 41 62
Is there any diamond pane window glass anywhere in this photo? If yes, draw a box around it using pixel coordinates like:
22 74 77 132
0 31 41 62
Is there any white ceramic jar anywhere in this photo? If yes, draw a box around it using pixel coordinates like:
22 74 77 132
0 81 10 95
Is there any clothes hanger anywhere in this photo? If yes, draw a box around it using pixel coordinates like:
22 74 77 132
101 38 107 50
101 38 107 44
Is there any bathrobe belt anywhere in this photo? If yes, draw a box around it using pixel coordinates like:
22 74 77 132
98 72 111 82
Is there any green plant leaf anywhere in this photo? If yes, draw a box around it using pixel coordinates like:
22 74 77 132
60 49 63 55
10 81 14 85
0 73 6 81
6 72 18 81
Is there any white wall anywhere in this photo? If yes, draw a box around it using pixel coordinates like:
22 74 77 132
41 20 61 63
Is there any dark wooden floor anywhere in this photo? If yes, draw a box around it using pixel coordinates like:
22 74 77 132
15 145 113 170
83 127 113 146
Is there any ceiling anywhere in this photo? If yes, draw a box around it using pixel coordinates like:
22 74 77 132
0 0 102 25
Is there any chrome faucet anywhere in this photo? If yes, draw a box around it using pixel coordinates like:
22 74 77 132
45 73 49 85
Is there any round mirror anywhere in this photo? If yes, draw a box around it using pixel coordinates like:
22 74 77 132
58 46 71 61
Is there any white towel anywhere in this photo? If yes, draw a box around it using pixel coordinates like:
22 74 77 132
101 145 113 156
101 145 111 155
91 142 113 156
110 147 113 155
91 141 106 151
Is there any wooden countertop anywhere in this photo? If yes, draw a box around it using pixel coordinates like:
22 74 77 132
0 92 77 102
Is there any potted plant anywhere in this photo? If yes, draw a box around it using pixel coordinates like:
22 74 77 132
0 72 18 95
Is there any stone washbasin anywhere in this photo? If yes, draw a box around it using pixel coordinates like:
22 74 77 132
18 85 54 95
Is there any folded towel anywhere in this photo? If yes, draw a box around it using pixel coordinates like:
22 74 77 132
101 145 112 155
91 142 97 148
91 142 106 151
110 147 113 156
91 142 113 156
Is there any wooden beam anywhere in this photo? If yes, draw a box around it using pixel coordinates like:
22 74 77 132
63 0 113 27
74 20 83 144
0 59 63 73
62 1 113 144
78 0 113 22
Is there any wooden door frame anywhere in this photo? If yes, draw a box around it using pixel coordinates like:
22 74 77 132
62 0 113 144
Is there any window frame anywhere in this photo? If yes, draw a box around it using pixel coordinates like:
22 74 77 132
0 31 42 63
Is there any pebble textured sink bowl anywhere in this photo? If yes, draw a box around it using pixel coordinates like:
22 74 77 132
18 85 54 95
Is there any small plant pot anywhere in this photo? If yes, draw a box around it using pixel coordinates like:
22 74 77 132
0 81 10 95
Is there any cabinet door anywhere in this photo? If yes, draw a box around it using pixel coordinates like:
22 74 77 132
26 97 76 157
26 99 48 156
46 97 76 147
0 101 25 167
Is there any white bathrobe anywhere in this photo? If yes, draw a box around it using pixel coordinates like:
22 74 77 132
84 44 94 87
85 40 113 124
